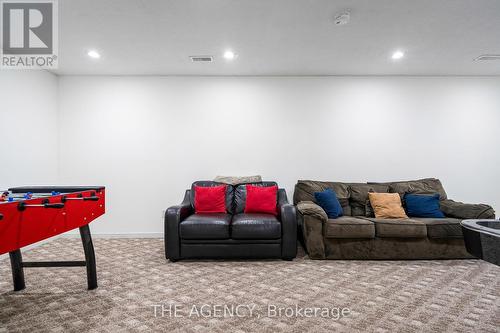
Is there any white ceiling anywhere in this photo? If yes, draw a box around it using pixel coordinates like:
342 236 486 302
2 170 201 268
56 0 500 75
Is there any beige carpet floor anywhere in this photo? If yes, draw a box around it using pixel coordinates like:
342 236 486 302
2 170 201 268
0 238 499 333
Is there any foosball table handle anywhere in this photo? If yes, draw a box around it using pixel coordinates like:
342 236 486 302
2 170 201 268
61 195 99 203
44 203 65 209
17 201 65 211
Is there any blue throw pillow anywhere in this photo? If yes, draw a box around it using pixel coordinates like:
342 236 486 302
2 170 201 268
404 193 445 218
314 189 343 219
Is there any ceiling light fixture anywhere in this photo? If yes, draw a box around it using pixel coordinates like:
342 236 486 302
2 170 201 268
223 50 236 60
391 50 405 60
87 50 101 59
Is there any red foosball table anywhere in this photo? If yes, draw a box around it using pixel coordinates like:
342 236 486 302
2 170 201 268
0 186 105 291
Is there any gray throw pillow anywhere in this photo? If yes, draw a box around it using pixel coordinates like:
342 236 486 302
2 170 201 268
213 175 263 185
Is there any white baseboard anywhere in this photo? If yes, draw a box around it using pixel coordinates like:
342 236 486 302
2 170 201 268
60 232 163 239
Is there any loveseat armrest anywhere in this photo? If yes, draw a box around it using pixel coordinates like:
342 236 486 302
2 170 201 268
440 199 495 219
278 189 297 260
296 201 327 259
165 190 193 260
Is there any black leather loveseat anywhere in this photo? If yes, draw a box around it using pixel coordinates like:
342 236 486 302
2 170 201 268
165 181 297 261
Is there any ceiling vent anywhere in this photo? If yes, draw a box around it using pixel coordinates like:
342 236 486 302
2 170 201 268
190 56 213 62
334 11 350 25
474 55 500 61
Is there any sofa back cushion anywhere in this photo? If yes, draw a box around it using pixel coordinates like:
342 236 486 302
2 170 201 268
190 181 234 214
234 181 278 214
349 183 390 217
293 180 351 216
369 178 447 200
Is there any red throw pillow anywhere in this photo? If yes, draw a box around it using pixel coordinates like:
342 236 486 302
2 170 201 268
244 185 278 215
194 185 227 213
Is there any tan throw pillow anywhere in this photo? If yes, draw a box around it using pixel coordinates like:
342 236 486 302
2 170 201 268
368 193 408 219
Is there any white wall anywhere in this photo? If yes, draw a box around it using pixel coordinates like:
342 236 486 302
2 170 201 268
0 71 59 188
58 76 500 235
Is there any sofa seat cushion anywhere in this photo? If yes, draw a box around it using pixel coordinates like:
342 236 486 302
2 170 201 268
325 217 375 239
231 213 281 240
412 218 463 239
180 213 231 240
362 217 427 238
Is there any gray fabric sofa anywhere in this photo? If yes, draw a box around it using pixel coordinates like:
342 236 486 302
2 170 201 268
294 178 495 260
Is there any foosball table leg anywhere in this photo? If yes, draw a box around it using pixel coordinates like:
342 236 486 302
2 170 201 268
9 249 26 291
79 224 98 290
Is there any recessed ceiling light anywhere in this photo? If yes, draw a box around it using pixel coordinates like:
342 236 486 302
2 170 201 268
87 50 101 59
391 50 405 60
223 50 236 60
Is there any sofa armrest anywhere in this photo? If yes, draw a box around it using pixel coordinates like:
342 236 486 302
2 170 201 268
296 201 328 222
165 190 193 260
296 201 326 259
440 199 495 219
277 189 297 260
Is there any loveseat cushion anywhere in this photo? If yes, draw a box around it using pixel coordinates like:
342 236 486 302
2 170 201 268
190 181 234 214
234 182 278 214
231 213 281 239
180 213 231 239
325 217 375 239
362 217 427 238
412 218 463 238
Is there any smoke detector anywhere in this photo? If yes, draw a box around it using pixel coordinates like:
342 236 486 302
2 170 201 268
189 56 213 62
474 54 500 61
334 11 350 25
